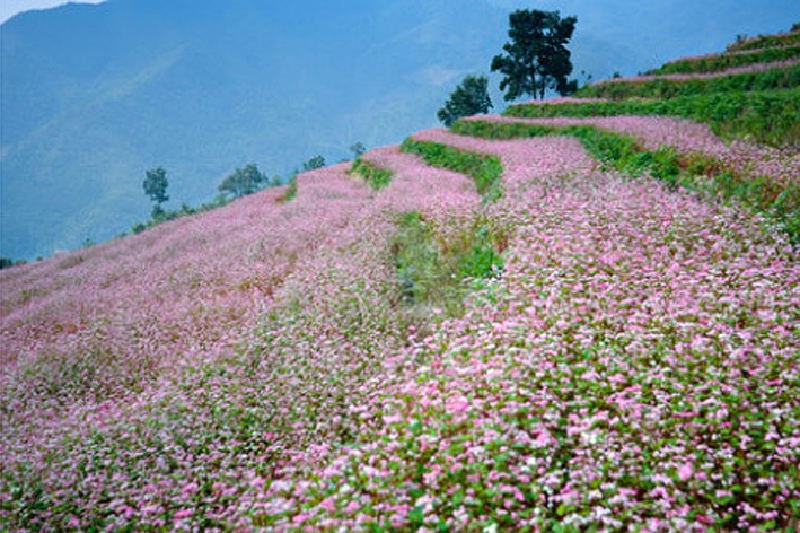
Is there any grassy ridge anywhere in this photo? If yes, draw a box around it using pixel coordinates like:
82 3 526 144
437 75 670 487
727 30 800 52
506 88 800 147
576 64 800 100
453 119 800 244
647 44 800 74
400 138 504 201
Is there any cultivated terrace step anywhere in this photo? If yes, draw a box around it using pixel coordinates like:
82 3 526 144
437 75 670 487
645 43 800 75
463 114 800 190
727 27 800 52
591 59 800 86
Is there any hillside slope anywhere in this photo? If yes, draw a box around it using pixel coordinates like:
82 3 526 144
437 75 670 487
2 0 799 261
1 22 799 533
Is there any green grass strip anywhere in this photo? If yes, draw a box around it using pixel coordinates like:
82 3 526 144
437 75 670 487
400 138 504 201
647 45 800 75
281 175 298 202
727 31 800 52
575 64 800 100
350 158 394 190
452 119 800 244
505 88 800 148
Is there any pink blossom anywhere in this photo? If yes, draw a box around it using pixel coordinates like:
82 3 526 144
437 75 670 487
174 508 194 519
678 462 694 481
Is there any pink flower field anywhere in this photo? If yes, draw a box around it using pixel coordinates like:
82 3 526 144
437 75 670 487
1 113 799 531
467 114 800 190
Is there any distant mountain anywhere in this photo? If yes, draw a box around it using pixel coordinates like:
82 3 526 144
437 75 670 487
1 0 797 260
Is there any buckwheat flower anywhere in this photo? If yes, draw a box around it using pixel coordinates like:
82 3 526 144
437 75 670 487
447 396 470 414
678 462 694 481
174 508 194 519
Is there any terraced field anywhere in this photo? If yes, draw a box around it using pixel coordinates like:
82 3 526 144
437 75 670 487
1 26 799 532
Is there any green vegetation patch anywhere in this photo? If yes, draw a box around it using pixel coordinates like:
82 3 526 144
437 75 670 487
131 198 229 235
454 119 800 244
350 159 394 190
400 138 504 201
646 44 800 75
506 88 800 148
391 211 506 319
281 175 298 203
576 64 800 100
727 30 800 52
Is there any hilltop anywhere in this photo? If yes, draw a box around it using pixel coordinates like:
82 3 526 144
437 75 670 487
1 20 800 533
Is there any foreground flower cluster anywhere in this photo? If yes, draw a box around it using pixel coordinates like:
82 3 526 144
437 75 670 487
0 150 484 530
249 133 799 532
1 116 799 531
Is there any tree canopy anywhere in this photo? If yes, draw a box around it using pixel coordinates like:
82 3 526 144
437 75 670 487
491 9 578 101
302 155 326 171
142 167 169 204
350 142 367 160
218 164 267 199
437 75 493 127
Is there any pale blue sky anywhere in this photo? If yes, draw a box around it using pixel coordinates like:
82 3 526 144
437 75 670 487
1 0 105 23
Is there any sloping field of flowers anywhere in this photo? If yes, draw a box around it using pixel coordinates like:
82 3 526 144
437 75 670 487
234 131 799 531
2 117 800 530
0 150 487 529
0 170 372 401
466 114 800 190
409 128 596 190
3 27 800 530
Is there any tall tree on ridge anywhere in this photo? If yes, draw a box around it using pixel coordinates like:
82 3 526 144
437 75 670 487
218 163 267 199
491 9 578 101
142 166 169 217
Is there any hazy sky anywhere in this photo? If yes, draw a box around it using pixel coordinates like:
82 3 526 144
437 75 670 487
1 0 105 23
